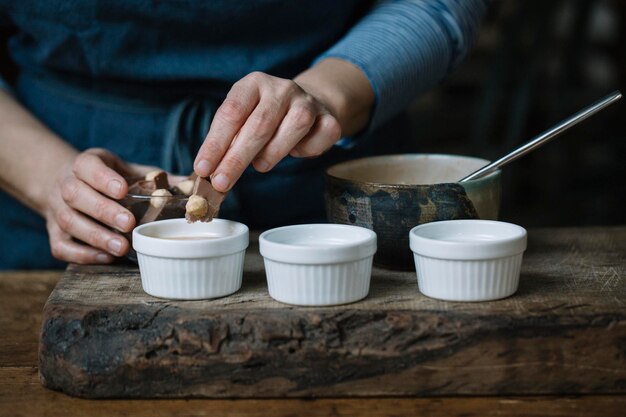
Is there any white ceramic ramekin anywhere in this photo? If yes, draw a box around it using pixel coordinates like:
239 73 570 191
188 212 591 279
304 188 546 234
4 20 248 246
409 220 527 302
259 224 377 306
133 218 249 300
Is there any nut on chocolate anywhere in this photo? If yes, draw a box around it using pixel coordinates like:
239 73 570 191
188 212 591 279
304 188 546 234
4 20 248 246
150 189 173 208
186 195 209 218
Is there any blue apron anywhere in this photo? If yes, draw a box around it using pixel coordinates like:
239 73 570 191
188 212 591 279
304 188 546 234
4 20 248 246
0 71 408 269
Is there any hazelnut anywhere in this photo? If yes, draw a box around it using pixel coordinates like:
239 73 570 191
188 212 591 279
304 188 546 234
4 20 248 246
150 189 172 208
186 195 209 219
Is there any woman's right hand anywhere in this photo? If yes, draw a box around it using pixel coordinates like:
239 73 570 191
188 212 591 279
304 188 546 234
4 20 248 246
44 148 149 264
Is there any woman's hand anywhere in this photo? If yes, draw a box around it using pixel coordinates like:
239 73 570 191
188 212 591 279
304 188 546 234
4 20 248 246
193 71 342 192
0 89 185 265
44 148 157 264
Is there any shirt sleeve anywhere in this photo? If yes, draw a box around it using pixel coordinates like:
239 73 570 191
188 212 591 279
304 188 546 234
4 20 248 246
316 0 489 146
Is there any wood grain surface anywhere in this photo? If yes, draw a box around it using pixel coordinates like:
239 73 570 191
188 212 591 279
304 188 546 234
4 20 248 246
0 252 624 416
37 226 626 399
3 367 625 417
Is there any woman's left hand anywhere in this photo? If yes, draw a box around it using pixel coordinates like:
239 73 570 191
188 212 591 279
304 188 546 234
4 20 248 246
193 71 343 192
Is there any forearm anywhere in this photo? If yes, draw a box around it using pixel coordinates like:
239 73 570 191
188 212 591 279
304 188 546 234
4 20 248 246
314 0 488 132
294 57 374 137
0 89 77 215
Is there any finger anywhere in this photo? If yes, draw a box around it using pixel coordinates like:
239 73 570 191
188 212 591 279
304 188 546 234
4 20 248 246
55 205 130 257
48 220 114 264
86 148 136 177
72 151 128 200
252 98 318 172
290 113 342 158
194 75 262 177
60 177 135 233
210 93 290 191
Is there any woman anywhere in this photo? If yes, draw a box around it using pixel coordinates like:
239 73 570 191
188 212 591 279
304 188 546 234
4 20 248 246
0 1 487 269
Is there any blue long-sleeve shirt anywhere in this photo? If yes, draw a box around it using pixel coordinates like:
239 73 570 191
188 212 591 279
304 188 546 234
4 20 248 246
0 0 488 269
0 0 487 135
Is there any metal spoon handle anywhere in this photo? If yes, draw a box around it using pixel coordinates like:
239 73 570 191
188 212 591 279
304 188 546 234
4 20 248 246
459 90 622 182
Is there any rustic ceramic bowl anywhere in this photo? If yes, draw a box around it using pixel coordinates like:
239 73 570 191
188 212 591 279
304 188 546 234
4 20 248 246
325 154 501 269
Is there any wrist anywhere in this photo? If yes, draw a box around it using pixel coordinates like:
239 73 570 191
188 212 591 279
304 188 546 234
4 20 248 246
0 88 78 216
294 57 375 137
31 148 77 216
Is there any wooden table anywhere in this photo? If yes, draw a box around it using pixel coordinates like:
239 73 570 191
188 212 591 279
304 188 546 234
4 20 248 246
2 226 625 416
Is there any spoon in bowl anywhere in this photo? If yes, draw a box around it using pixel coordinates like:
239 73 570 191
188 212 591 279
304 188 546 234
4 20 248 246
459 90 622 182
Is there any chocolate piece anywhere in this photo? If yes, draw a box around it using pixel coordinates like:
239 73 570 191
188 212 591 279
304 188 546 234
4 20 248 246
130 171 169 196
139 189 172 225
149 171 170 190
185 177 225 223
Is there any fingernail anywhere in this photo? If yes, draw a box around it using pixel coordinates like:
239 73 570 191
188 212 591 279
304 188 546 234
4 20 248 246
211 173 230 190
115 213 132 230
196 160 211 176
108 180 122 196
96 253 112 263
108 238 123 254
255 159 270 172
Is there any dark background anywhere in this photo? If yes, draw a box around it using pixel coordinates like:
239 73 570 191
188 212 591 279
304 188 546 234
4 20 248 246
402 0 625 227
1 0 624 227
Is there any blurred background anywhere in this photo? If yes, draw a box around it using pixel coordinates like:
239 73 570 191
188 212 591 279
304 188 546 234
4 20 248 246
402 0 625 227
1 0 624 228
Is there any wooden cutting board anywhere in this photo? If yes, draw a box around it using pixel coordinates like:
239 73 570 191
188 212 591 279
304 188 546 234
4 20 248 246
39 227 626 398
